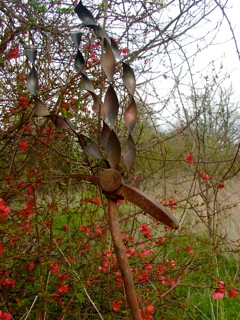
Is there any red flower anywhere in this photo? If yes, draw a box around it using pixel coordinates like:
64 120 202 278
145 304 154 314
28 263 35 271
0 310 12 320
116 199 123 206
50 262 59 274
111 300 123 312
92 198 101 205
200 172 210 180
80 225 91 234
19 96 28 109
0 199 10 222
140 310 153 320
211 281 226 300
229 288 238 298
219 182 225 189
7 45 19 59
120 48 128 54
57 273 69 283
19 140 28 151
183 244 194 255
0 243 3 255
56 284 69 294
168 198 177 210
185 153 193 164
140 223 152 238
62 225 69 231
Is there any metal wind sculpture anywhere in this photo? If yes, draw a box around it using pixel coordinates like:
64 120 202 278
24 2 179 319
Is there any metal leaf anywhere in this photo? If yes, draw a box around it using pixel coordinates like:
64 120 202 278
70 31 82 48
92 25 111 44
78 134 104 159
81 75 101 112
54 116 69 129
74 1 97 26
34 97 50 117
110 38 121 60
124 97 137 132
100 40 116 82
27 66 38 96
106 130 121 169
81 74 95 93
91 92 101 113
100 121 111 149
75 50 86 73
103 84 119 128
65 118 76 131
122 132 136 172
25 45 37 63
122 62 136 95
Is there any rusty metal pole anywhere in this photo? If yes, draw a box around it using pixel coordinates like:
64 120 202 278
107 198 142 320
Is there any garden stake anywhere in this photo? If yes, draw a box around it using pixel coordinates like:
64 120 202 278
107 197 142 320
24 2 179 318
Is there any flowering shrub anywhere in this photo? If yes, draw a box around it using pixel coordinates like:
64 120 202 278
0 2 239 319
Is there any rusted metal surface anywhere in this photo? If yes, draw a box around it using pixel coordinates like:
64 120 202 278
69 173 100 186
107 198 142 320
116 185 179 229
99 169 122 192
70 172 179 229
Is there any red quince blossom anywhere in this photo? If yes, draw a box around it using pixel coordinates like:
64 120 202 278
120 48 128 54
140 310 153 320
18 203 34 219
27 263 35 271
50 262 59 274
165 259 176 269
156 237 164 245
80 224 91 234
137 270 149 283
114 271 123 283
185 153 193 164
25 221 31 233
2 278 15 288
0 243 3 255
19 96 28 109
56 284 69 294
7 45 19 59
200 172 210 180
0 199 10 222
116 199 123 206
156 265 167 276
140 248 153 257
145 304 154 314
140 223 152 238
18 140 28 151
183 244 194 255
57 273 69 283
0 310 12 320
111 300 123 312
219 182 225 189
229 288 238 298
62 225 69 231
168 198 177 210
211 281 226 300
159 275 166 285
5 175 12 181
84 197 101 205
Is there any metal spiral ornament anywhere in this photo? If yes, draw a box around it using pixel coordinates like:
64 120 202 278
25 45 50 118
73 1 138 172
